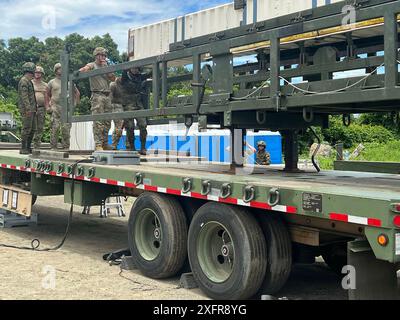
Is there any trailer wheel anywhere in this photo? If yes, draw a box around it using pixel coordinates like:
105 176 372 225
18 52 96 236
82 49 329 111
128 192 188 279
31 195 37 206
322 243 347 275
256 214 292 296
188 202 267 300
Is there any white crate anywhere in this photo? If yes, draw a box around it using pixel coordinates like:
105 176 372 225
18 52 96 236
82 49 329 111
128 0 338 61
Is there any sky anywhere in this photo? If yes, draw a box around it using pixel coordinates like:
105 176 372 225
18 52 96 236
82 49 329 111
0 0 229 52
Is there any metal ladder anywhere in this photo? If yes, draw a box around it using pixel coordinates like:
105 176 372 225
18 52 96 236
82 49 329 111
82 197 126 218
100 197 126 218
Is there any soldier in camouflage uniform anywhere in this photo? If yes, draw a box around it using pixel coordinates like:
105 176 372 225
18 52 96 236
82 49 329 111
18 62 37 154
110 67 148 154
47 63 80 150
255 141 271 165
32 66 49 149
109 91 125 149
79 47 115 151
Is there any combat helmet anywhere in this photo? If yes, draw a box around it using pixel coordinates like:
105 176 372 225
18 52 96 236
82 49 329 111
93 47 107 57
35 66 45 75
22 62 36 74
53 63 62 73
257 141 266 147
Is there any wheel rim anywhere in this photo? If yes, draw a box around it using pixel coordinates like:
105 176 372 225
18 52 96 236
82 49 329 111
197 221 235 283
134 208 162 261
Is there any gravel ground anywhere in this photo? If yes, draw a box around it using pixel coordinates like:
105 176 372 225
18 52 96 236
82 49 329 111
0 196 347 300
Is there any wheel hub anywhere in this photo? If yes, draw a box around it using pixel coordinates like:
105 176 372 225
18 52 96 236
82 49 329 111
221 244 231 257
197 222 235 283
154 228 161 240
134 208 162 261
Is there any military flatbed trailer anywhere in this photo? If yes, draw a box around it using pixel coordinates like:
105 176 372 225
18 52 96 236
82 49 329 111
0 149 399 299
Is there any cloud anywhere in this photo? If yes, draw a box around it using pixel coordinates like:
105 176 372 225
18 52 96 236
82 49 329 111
0 0 229 51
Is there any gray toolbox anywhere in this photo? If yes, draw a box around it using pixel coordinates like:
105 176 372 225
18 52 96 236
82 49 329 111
92 151 140 165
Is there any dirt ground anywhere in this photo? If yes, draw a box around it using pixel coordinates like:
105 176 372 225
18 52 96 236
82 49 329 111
0 196 347 300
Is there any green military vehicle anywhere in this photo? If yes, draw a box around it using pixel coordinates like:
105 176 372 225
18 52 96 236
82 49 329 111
1 0 400 300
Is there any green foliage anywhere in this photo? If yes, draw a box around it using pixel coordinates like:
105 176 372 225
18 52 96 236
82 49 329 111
322 117 395 148
0 33 123 142
0 33 122 113
359 112 400 134
299 116 396 154
358 141 400 162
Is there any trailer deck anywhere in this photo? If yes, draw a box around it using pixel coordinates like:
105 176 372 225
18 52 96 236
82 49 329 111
0 150 399 231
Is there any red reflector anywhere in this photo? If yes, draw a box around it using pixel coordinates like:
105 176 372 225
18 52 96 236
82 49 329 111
393 216 400 228
395 205 400 212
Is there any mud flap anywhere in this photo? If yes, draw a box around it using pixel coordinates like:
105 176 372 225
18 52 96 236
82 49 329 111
348 239 399 300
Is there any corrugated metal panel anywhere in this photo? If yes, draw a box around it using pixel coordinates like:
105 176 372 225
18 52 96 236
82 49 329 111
128 0 342 60
184 3 242 39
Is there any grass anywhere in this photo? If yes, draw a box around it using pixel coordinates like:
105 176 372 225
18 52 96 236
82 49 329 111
300 140 400 171
357 140 400 162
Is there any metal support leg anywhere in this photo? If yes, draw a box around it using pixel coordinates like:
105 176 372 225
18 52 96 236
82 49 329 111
281 130 300 172
348 239 399 300
100 199 108 218
230 128 244 172
384 11 398 88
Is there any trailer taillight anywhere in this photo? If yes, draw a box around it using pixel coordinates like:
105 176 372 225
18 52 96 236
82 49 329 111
393 216 400 228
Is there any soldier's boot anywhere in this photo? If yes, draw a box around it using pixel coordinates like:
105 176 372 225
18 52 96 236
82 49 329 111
111 138 119 151
139 130 147 156
102 139 110 150
125 131 136 151
112 130 123 150
33 136 41 150
27 135 34 154
19 139 30 155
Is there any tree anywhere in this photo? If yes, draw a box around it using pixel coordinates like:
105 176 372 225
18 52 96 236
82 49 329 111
0 33 123 140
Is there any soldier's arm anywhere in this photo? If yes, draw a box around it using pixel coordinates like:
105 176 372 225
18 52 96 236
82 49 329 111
79 63 94 73
107 73 116 81
265 153 271 165
246 142 257 154
44 85 50 109
19 82 32 113
74 85 81 105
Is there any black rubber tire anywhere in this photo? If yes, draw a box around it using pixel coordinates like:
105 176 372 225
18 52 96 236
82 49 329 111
322 243 347 275
128 192 188 279
177 197 205 274
188 202 267 300
31 195 37 206
256 214 292 296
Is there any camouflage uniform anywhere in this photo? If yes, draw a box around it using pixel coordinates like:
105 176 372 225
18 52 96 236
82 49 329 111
256 150 271 165
18 62 37 154
110 71 148 152
32 67 48 149
48 76 71 149
82 48 112 149
110 94 124 149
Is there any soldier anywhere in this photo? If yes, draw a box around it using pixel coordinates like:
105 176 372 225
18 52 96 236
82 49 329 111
79 47 115 151
255 141 271 165
18 62 37 154
47 63 80 150
110 67 148 154
109 84 125 150
32 66 49 149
